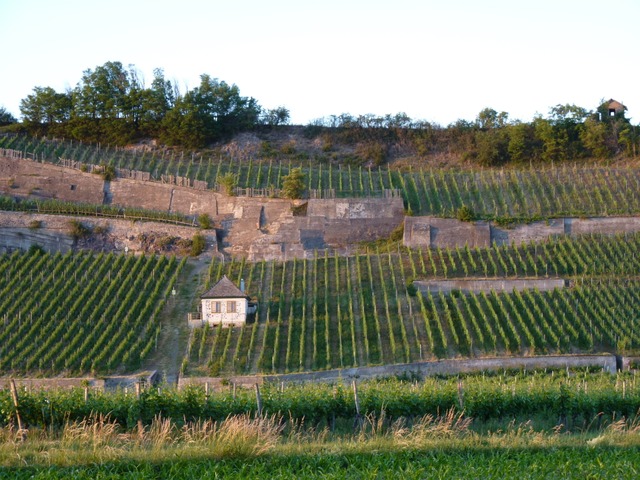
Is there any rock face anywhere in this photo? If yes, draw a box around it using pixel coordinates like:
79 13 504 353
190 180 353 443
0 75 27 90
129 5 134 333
0 156 404 260
0 212 211 256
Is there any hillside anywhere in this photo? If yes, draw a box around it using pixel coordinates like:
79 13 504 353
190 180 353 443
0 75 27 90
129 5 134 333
2 133 640 382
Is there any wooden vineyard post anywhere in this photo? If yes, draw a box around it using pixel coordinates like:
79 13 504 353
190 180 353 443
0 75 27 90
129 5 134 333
135 381 143 438
255 383 263 418
9 379 26 441
331 386 337 432
353 380 363 431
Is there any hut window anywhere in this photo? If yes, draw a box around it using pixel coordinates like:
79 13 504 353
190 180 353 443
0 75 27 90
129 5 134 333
211 301 221 313
227 301 237 313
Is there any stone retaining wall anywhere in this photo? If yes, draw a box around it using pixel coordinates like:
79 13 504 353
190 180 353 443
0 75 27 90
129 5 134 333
404 216 491 248
178 354 619 388
567 216 640 235
405 216 640 249
1 156 405 260
0 156 104 204
414 278 566 294
1 355 621 392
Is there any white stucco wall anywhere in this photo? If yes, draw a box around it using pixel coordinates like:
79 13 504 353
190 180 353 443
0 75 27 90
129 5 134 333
201 297 248 326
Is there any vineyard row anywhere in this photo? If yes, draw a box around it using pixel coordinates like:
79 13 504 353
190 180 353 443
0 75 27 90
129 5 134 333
2 135 640 218
185 233 640 376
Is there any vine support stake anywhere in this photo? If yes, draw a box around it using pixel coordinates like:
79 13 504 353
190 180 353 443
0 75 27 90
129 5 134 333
10 379 26 442
352 380 363 431
255 383 263 418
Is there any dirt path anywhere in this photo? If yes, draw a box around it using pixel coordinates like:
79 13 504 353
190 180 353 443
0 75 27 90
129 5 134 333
142 255 211 384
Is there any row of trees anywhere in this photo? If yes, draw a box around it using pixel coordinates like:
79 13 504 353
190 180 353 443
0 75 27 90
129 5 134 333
309 102 638 165
468 103 637 165
6 61 638 164
16 61 290 147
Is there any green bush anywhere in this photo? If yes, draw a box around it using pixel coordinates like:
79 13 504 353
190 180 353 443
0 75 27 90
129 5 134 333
198 213 212 229
281 168 305 199
456 205 475 222
100 164 116 181
28 244 45 255
217 173 237 196
67 219 92 240
191 233 206 256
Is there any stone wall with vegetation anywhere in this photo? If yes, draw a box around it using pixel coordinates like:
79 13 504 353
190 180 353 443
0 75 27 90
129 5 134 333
405 216 640 249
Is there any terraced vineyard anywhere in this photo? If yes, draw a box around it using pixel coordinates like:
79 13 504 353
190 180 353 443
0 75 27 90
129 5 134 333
0 249 185 375
3 134 640 218
185 233 640 376
4 133 640 377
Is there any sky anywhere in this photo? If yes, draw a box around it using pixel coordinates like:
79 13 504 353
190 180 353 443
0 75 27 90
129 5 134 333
1 0 639 126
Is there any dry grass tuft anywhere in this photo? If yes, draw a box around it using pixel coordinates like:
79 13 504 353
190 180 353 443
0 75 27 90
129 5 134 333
587 413 640 446
61 413 121 448
209 414 284 457
394 408 472 445
57 413 284 457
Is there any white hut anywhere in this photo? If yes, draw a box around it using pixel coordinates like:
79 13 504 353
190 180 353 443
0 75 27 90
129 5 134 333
200 275 256 327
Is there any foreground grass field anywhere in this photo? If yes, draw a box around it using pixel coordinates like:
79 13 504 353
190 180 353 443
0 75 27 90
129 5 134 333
1 416 639 479
1 371 639 478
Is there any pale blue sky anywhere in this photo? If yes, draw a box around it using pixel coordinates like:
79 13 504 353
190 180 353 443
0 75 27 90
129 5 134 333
1 0 638 125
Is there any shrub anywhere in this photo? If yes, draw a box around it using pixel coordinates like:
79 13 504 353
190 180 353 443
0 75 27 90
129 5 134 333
198 213 212 230
280 141 296 155
68 220 92 240
456 205 475 222
28 244 45 255
280 168 305 199
356 142 388 166
100 164 116 181
260 141 277 158
157 236 176 249
28 220 42 230
217 173 237 196
191 233 206 256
